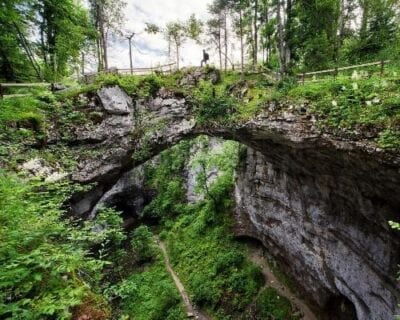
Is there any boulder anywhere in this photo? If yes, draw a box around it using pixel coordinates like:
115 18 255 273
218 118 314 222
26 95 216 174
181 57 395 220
97 86 133 115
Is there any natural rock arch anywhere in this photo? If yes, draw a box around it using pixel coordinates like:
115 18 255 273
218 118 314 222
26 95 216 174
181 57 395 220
68 86 400 320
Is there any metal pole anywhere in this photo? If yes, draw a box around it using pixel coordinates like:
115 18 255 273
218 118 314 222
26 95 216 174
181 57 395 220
126 33 135 75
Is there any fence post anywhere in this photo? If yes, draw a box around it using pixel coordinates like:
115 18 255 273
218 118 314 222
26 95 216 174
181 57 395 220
380 60 385 76
0 84 3 99
334 66 338 80
302 73 305 85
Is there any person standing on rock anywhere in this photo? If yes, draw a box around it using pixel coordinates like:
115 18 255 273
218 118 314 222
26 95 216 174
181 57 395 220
201 49 209 67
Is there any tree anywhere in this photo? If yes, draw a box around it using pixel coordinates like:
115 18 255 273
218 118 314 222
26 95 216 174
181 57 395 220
207 18 223 69
88 0 126 71
131 225 156 263
148 16 203 70
209 0 230 70
230 0 249 76
358 0 397 57
0 0 95 81
0 0 41 81
259 0 276 65
295 0 339 71
165 22 186 70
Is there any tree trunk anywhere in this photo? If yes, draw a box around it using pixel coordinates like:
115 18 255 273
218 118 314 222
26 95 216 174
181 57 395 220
253 0 259 68
224 11 228 71
360 0 369 39
0 49 15 81
98 1 108 70
239 9 244 79
264 1 270 63
218 21 223 70
334 0 345 63
277 0 286 75
284 0 292 71
13 22 42 80
81 52 85 76
176 43 180 70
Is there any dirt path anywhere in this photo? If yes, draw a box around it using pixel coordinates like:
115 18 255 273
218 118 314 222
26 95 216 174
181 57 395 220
157 239 211 320
247 246 318 320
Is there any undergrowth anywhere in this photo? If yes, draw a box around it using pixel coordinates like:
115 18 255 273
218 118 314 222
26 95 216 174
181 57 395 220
143 138 265 319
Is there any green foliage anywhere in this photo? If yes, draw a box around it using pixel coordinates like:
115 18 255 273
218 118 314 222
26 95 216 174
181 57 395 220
194 81 238 125
130 226 157 263
93 73 166 98
389 221 400 230
0 173 107 319
107 255 186 320
144 137 264 318
143 141 190 220
252 287 300 320
377 129 400 150
285 73 400 150
0 96 45 126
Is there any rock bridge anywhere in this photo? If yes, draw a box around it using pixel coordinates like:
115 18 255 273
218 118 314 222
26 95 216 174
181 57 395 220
67 85 399 320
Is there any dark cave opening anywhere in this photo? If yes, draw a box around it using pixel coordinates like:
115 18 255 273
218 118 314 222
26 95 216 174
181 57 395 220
324 294 358 320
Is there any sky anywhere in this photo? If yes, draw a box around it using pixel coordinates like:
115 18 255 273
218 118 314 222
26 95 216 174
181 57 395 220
105 0 215 70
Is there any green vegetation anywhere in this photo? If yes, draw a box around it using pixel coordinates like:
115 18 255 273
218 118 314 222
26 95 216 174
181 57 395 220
143 138 265 318
0 173 109 319
105 226 186 320
1 0 399 318
251 287 300 320
194 81 238 125
108 255 186 320
281 71 400 149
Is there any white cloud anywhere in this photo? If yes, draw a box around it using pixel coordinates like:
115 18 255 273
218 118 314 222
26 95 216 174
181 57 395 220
106 0 215 69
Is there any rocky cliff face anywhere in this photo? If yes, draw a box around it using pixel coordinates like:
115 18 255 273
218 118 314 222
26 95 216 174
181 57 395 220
234 147 400 319
44 85 399 319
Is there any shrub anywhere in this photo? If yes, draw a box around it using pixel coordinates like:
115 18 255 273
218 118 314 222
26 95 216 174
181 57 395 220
130 226 156 263
253 287 299 320
193 81 237 125
0 173 107 319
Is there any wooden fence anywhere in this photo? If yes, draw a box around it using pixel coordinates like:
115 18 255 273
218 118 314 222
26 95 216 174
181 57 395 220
298 60 391 84
81 62 177 84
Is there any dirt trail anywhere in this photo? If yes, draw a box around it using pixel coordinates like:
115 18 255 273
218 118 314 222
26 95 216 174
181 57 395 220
157 239 211 320
247 246 318 320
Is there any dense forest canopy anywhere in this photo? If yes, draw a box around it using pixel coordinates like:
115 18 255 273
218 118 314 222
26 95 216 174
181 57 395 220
0 0 399 82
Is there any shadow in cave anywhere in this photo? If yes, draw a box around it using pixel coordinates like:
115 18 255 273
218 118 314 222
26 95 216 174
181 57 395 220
324 295 358 320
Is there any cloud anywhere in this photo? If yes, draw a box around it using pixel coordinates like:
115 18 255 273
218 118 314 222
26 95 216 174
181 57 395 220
106 0 215 69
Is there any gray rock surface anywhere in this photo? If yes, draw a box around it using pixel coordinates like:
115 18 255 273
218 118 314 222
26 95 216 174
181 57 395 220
180 68 221 86
234 147 400 320
98 86 133 115
89 164 147 219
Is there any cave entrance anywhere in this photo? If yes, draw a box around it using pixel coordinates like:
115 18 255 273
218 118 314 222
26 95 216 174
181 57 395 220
324 294 358 320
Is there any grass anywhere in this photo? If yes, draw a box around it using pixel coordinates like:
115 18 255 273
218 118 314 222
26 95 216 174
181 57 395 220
283 69 400 149
165 210 264 318
108 251 186 320
143 138 265 319
251 287 301 320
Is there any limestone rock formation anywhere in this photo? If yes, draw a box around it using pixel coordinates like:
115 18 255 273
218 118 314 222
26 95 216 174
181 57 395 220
51 85 399 320
97 86 133 115
234 147 400 320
